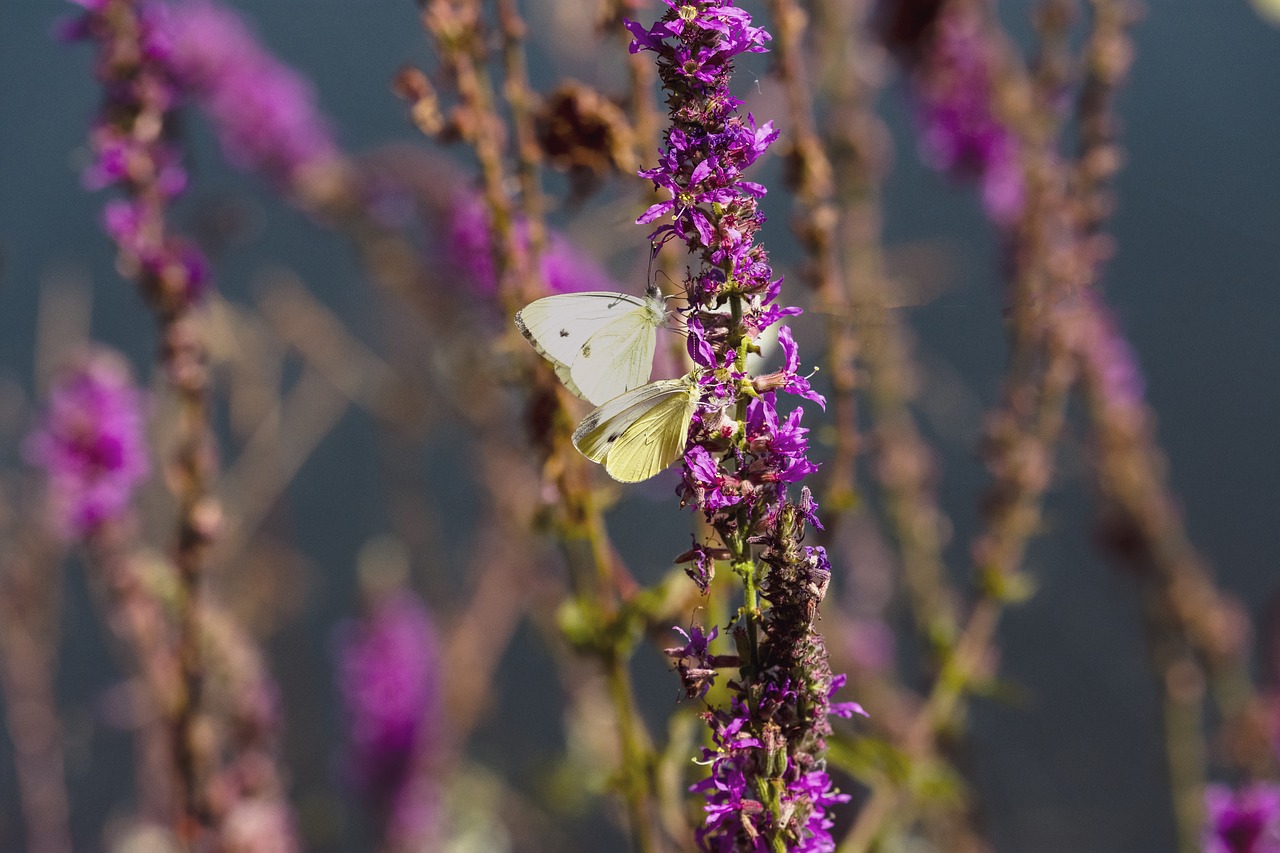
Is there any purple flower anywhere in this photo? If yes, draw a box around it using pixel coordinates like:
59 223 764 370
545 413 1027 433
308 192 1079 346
1205 783 1280 853
26 349 150 540
637 155 737 247
742 396 819 486
665 624 722 699
68 0 211 309
161 1 340 192
828 674 868 720
444 192 623 297
693 679 851 853
681 444 746 516
750 325 825 409
337 590 441 847
630 2 858 847
908 6 1024 226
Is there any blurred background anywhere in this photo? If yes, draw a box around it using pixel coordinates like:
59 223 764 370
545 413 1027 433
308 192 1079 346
2 1 1279 850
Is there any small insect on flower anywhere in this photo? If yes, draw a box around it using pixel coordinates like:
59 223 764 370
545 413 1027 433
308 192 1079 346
515 284 667 406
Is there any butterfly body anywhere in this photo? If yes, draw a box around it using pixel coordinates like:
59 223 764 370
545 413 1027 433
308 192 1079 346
515 285 666 406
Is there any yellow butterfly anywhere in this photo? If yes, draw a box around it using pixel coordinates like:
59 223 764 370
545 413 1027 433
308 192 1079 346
515 285 666 406
571 374 700 482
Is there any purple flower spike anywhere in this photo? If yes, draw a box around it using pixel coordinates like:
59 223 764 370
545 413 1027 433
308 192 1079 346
68 0 211 309
444 192 623 297
26 349 150 540
338 589 442 849
908 5 1024 227
161 1 341 193
630 1 858 848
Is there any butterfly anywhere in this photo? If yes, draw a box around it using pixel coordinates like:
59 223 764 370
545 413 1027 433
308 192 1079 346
515 284 667 406
571 373 701 483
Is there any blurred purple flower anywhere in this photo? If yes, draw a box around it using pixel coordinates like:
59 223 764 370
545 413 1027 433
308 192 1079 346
161 0 340 191
444 192 621 296
908 6 1024 226
65 0 210 308
337 590 441 848
1205 783 1280 853
25 349 149 540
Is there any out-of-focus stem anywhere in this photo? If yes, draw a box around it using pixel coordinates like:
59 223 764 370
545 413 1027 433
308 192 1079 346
87 520 184 817
603 647 657 853
841 325 1076 851
415 8 666 844
573 470 661 853
84 0 221 831
602 0 660 158
1160 651 1208 853
422 1 523 303
1072 0 1251 806
1073 0 1136 239
841 6 1086 846
765 0 859 513
1075 294 1254 746
810 0 962 660
496 0 547 258
156 246 219 847
0 510 72 853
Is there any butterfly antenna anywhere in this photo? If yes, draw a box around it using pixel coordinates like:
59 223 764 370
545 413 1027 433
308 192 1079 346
653 269 678 299
645 244 663 301
654 272 689 334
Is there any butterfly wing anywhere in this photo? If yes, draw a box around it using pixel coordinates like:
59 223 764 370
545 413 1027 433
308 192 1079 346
569 308 662 406
515 291 664 405
572 376 698 483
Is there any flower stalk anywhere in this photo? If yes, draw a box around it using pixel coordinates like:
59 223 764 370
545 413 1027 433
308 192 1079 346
65 0 216 834
629 2 862 849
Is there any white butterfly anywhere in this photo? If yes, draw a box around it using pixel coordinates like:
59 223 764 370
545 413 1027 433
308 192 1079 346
515 285 667 406
571 374 701 483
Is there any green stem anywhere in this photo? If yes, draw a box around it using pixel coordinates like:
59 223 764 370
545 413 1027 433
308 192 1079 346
604 649 657 853
579 488 659 853
734 550 761 673
1161 654 1206 853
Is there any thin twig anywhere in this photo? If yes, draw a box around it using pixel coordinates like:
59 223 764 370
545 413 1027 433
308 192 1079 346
415 5 666 846
0 492 73 853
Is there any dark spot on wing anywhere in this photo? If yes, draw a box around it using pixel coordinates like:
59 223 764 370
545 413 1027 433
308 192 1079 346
581 343 592 357
559 328 570 337
607 432 621 443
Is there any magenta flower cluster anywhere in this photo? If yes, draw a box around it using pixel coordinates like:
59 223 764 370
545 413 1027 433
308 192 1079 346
444 193 624 297
67 0 340 268
337 591 442 848
628 2 861 849
907 4 1024 227
63 0 209 309
160 1 340 192
26 349 150 540
1204 783 1280 853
